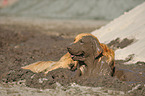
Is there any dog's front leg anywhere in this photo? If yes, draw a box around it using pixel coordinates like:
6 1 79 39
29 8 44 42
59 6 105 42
74 65 87 77
71 61 78 71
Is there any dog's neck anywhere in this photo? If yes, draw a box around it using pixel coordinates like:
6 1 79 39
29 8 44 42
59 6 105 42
83 52 112 77
83 53 104 76
84 52 103 65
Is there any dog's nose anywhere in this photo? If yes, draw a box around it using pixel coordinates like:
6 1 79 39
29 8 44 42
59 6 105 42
67 46 71 51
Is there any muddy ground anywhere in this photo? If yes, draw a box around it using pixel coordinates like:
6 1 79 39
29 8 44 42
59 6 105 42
0 20 144 96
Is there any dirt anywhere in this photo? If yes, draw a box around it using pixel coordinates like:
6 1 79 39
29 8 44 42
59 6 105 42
107 37 135 50
0 22 144 96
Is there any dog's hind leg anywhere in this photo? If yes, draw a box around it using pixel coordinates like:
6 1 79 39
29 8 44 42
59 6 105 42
21 52 75 74
21 61 57 73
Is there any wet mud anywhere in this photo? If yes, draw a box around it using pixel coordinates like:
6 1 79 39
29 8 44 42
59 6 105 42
0 24 144 95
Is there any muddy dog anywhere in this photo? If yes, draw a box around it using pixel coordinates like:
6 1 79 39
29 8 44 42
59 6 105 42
22 33 144 82
67 33 145 82
22 33 115 76
67 33 115 76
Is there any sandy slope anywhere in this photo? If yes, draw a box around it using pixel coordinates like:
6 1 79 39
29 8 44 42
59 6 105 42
92 2 145 64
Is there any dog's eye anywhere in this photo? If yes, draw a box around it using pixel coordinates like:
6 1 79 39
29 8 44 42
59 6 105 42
80 40 84 44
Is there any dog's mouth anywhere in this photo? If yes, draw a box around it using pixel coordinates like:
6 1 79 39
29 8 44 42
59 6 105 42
70 53 84 58
70 53 85 61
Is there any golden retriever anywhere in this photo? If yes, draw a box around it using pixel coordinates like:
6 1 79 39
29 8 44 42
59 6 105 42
22 33 115 76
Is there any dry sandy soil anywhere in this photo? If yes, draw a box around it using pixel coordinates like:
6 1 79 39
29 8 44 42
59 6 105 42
0 18 144 96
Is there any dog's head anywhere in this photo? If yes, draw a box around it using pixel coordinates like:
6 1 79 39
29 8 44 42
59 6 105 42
67 33 103 61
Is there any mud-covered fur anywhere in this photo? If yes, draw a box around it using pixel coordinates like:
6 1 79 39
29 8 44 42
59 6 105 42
67 35 115 76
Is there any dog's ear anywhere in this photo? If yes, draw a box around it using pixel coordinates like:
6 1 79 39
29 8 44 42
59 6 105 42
92 38 103 58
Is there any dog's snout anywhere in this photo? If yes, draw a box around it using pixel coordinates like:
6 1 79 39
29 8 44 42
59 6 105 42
67 45 71 51
67 46 71 50
69 43 74 46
